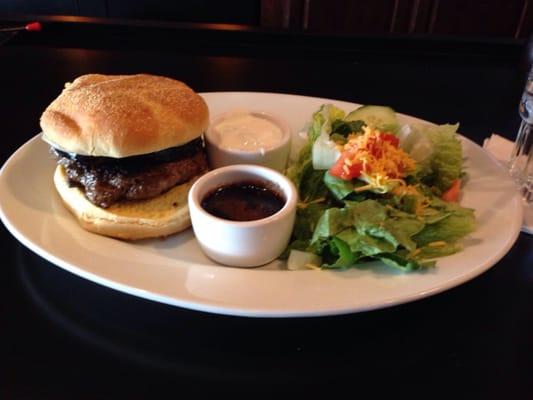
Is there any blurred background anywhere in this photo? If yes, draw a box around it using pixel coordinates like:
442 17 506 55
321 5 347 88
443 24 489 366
1 0 531 39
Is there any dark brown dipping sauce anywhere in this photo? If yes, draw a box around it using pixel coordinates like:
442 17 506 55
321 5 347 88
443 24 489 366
201 181 285 221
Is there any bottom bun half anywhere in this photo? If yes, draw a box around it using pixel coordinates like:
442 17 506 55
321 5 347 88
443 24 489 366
54 165 195 240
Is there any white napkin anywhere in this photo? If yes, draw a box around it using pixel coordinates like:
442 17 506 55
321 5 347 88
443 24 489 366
483 133 532 234
482 133 514 165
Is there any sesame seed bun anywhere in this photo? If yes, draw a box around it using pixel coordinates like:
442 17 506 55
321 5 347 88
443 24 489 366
40 74 209 158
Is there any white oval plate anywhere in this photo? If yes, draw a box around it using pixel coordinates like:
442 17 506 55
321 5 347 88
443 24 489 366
0 92 523 317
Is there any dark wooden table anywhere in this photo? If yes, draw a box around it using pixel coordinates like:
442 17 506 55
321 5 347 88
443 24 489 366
1 18 532 398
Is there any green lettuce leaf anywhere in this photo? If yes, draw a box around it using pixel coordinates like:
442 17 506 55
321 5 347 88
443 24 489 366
311 207 351 243
416 243 463 259
400 123 463 192
383 216 425 252
286 144 311 190
297 162 329 203
413 207 475 246
287 104 346 195
308 104 346 142
376 253 434 271
322 237 359 269
292 202 329 242
337 228 396 255
323 172 354 200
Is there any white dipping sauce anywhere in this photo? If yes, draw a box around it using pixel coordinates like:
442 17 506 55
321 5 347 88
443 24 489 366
214 112 283 152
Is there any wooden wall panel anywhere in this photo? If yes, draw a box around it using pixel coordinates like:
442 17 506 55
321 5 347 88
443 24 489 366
303 0 397 33
428 0 526 37
390 0 415 33
403 0 434 34
516 0 533 38
261 0 305 29
260 0 532 38
105 0 260 24
1 0 530 39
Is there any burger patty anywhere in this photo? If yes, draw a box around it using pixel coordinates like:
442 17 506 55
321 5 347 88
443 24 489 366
53 139 207 208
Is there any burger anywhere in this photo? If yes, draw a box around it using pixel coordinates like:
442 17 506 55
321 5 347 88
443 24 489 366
40 73 209 240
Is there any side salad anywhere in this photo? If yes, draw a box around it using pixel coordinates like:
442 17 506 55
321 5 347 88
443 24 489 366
285 104 476 272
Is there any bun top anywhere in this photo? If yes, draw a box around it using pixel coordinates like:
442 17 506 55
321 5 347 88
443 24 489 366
40 74 209 158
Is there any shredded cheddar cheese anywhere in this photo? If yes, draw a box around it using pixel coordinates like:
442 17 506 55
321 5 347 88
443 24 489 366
339 127 416 193
297 197 326 209
411 248 422 257
392 185 419 196
344 127 416 180
428 241 447 247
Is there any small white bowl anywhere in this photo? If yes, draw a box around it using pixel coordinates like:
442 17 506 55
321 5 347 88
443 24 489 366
205 110 291 172
188 164 297 267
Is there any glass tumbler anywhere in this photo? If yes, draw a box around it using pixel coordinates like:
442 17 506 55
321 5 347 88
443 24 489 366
509 67 533 204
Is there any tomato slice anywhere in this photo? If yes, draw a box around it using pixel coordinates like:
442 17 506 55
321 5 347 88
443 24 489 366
442 179 461 202
329 152 363 180
381 132 399 147
365 133 399 158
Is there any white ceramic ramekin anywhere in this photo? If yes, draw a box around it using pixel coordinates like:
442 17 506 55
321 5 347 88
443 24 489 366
205 110 291 172
188 164 297 267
